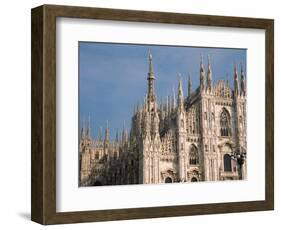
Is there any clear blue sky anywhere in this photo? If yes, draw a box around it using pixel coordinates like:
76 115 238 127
79 42 246 140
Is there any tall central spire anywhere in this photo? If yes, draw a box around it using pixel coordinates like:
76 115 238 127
147 51 155 102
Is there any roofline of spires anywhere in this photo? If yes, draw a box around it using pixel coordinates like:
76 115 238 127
81 114 129 144
81 52 246 143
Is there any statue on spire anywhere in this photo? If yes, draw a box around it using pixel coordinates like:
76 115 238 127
105 120 109 143
99 127 103 142
147 51 156 103
81 114 85 146
240 64 246 95
166 95 170 116
122 121 126 143
148 50 154 75
115 129 119 142
86 112 91 145
234 63 239 95
172 87 177 111
200 55 206 91
188 73 192 98
177 74 184 112
159 96 163 120
207 55 212 91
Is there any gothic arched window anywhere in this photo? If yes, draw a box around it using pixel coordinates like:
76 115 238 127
220 108 231 136
224 154 232 172
189 145 199 165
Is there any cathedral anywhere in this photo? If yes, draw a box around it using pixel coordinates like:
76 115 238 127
79 53 247 186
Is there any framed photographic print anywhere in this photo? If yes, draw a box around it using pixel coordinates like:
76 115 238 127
31 4 274 225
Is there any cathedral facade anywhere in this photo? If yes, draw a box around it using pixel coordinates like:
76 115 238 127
79 53 247 186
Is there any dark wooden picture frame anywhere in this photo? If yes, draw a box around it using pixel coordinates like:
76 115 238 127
31 4 274 225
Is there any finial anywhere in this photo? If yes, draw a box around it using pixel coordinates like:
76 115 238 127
234 63 239 93
148 50 154 75
99 126 103 142
200 54 205 74
207 55 212 72
166 95 170 114
178 76 183 93
240 62 245 77
105 120 109 142
115 129 119 142
119 131 122 143
81 114 85 140
148 49 152 60
82 114 85 129
86 112 91 141
200 54 203 64
206 55 212 90
178 77 184 111
188 73 192 97
122 120 126 143
88 112 91 128
172 87 176 110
